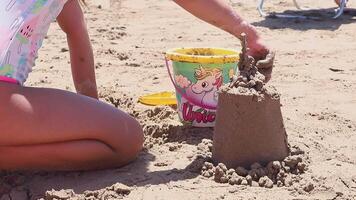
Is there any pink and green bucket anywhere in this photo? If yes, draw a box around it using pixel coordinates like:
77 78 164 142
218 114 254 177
165 48 239 127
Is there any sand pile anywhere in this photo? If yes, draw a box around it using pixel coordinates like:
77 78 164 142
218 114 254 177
137 106 182 148
213 33 289 168
197 139 314 192
42 183 131 200
202 146 308 188
99 86 181 148
227 33 270 95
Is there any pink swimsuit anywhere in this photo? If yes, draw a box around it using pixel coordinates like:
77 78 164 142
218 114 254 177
0 0 68 85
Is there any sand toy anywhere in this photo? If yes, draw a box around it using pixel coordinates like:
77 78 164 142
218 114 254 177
212 34 289 168
165 48 239 127
138 92 177 106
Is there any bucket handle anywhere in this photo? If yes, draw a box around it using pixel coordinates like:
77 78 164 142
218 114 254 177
165 57 217 110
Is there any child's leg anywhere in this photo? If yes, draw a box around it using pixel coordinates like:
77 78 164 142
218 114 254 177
0 82 143 171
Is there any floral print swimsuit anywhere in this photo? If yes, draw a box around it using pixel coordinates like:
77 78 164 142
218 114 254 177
0 0 67 85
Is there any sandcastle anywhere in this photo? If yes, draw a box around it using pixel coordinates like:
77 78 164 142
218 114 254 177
212 34 289 168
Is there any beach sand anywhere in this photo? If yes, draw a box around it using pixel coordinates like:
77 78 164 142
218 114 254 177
1 0 356 199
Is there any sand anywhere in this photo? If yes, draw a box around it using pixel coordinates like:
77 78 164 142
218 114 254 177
213 85 289 168
1 0 356 199
201 141 309 189
213 34 289 168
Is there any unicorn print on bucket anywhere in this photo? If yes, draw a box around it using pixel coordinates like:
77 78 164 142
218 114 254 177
175 66 223 108
191 66 222 107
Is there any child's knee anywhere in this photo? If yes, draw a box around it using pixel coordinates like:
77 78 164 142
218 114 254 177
125 116 144 156
108 115 143 161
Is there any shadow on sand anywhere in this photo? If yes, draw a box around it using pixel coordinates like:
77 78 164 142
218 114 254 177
0 125 213 199
252 8 356 31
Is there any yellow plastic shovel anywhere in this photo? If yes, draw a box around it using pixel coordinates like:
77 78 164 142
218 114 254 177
138 92 177 106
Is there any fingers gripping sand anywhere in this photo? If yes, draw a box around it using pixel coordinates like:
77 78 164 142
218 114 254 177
229 33 266 92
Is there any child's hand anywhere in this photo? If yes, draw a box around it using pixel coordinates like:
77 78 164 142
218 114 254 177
256 51 275 82
248 41 275 82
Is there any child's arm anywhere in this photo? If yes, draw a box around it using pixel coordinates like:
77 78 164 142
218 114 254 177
173 0 273 75
57 0 98 99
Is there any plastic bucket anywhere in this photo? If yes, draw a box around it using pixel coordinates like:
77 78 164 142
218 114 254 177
165 48 239 127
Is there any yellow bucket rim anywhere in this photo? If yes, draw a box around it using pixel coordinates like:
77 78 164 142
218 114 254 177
165 48 239 64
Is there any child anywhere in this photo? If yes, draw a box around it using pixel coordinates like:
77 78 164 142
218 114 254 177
0 0 143 171
174 0 274 81
0 0 273 171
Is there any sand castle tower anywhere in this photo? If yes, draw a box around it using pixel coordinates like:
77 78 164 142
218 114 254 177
212 34 289 168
